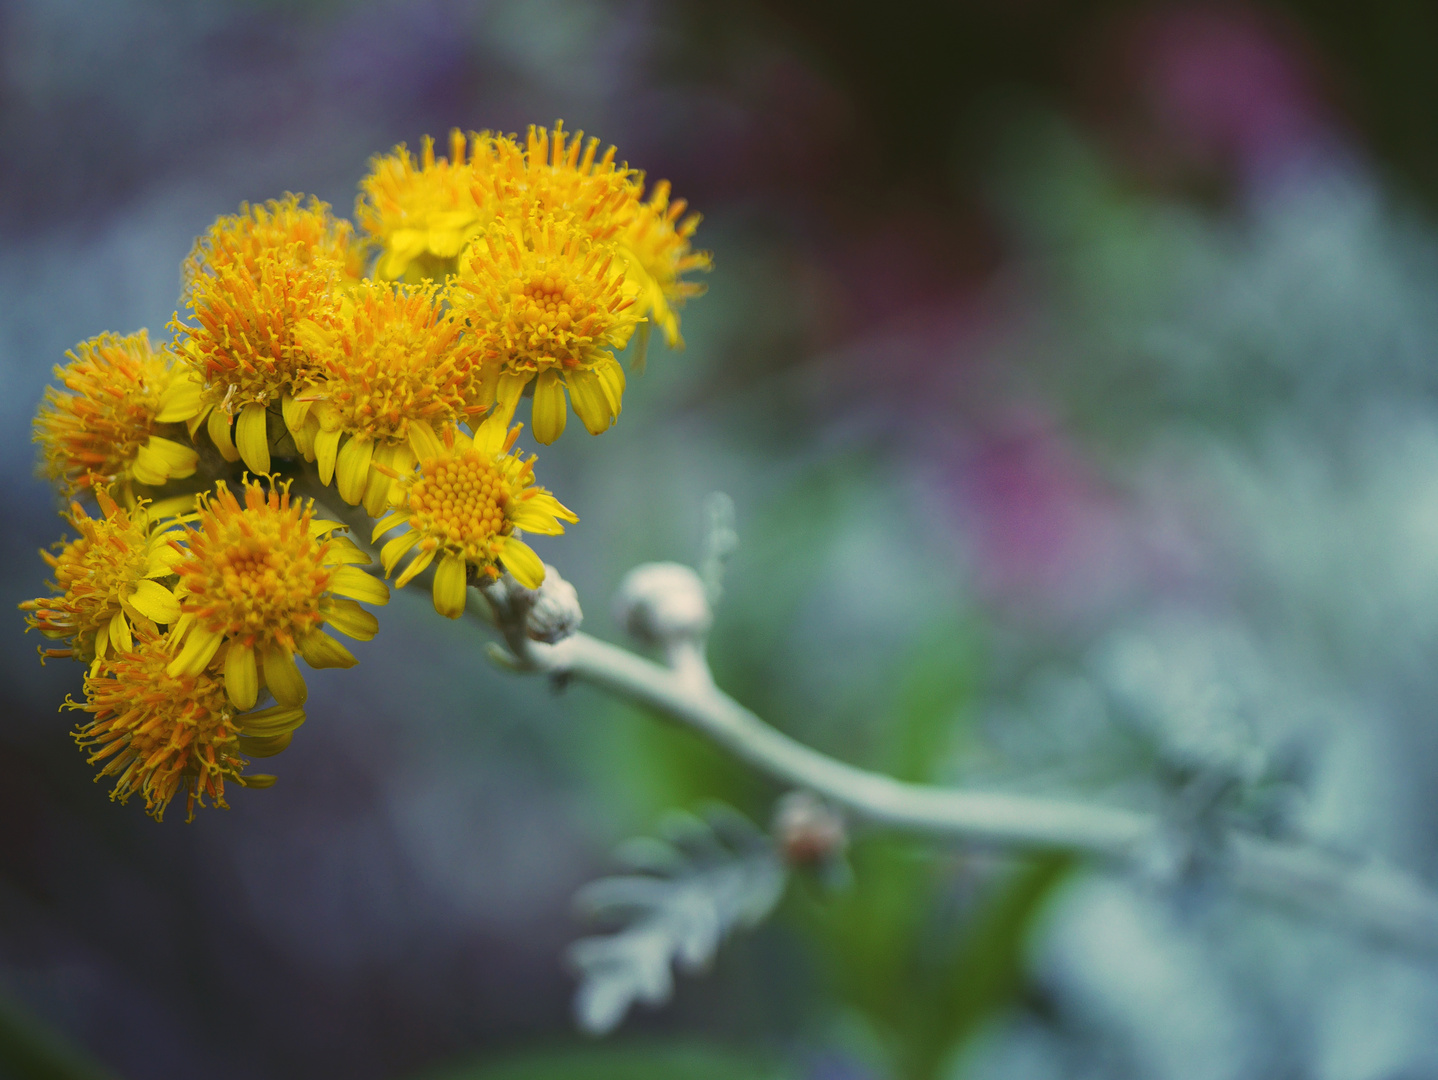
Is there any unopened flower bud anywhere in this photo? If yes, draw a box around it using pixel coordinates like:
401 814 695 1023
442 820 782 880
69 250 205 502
772 790 847 866
613 562 712 646
509 565 583 643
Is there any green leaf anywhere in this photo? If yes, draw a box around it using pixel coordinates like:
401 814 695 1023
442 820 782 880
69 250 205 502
888 616 983 783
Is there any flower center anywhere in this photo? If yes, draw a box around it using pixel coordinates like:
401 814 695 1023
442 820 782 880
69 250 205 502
407 449 510 554
520 276 579 333
186 514 331 642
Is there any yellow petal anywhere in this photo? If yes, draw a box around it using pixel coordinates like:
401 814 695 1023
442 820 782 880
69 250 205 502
294 411 320 459
166 625 223 678
473 412 509 457
499 536 545 589
494 372 529 426
128 579 181 624
362 464 392 518
508 503 567 535
595 355 626 416
224 641 259 711
207 407 240 463
329 565 390 606
235 402 271 475
566 369 615 435
380 530 421 575
315 427 342 485
238 731 292 757
628 320 651 376
432 553 469 619
526 491 579 524
142 544 185 578
238 703 307 736
394 546 436 589
144 494 198 523
407 420 443 462
280 393 313 437
262 644 308 706
296 631 357 670
320 597 379 640
531 370 567 445
323 536 372 566
308 518 343 538
134 435 199 485
335 435 374 505
94 618 110 660
140 435 198 475
371 512 408 544
155 372 203 422
109 610 132 653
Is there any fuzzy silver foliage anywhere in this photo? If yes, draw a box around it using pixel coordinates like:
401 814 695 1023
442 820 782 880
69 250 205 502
567 805 787 1034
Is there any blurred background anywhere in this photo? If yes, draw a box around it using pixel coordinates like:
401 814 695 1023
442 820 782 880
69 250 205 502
5 1 1438 1077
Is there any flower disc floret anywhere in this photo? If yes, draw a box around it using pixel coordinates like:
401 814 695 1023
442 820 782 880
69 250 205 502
371 421 577 618
20 491 184 667
34 330 202 499
357 130 504 281
296 280 487 515
68 629 285 822
492 122 636 242
169 479 389 711
172 195 362 477
453 214 638 443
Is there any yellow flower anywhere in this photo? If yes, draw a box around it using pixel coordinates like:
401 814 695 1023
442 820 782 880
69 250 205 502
618 178 711 350
168 478 388 711
294 280 488 516
34 330 202 500
500 122 635 241
68 627 302 822
172 195 363 476
510 122 708 351
370 421 576 618
356 129 504 282
451 213 639 443
20 490 186 668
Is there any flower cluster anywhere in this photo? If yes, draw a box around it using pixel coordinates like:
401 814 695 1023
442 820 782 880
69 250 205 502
23 123 703 821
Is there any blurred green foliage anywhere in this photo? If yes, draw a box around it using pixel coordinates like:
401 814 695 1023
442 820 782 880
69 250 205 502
422 1041 789 1080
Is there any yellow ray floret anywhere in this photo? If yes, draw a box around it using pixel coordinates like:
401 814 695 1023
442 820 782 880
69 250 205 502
356 129 504 282
172 195 363 476
34 330 202 500
168 478 388 711
20 490 187 669
618 178 711 350
67 627 302 822
451 212 639 443
295 280 488 516
371 421 577 618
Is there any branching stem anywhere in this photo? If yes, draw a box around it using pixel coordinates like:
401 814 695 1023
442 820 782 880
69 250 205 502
475 594 1438 960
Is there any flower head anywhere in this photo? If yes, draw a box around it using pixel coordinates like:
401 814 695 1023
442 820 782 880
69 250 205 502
168 478 389 711
34 330 202 500
497 123 707 353
496 122 636 241
618 179 711 350
68 627 301 821
172 196 363 476
357 130 503 281
452 213 638 443
295 280 487 515
20 490 185 667
371 421 577 618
